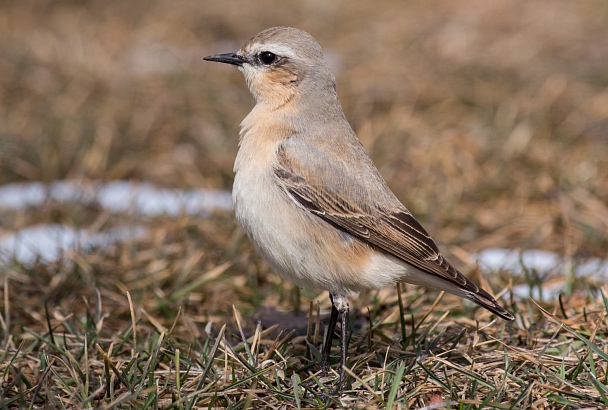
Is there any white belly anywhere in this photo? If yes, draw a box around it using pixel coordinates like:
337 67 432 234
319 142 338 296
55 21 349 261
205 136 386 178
233 167 320 287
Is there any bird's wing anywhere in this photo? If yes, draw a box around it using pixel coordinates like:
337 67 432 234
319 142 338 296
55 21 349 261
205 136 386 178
273 138 514 320
274 141 462 284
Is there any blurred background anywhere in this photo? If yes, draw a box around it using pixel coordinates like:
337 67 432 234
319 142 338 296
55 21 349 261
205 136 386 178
1 0 607 305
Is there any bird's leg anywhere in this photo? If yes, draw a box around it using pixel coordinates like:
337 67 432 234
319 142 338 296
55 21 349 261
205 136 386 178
337 297 350 391
321 293 350 391
321 293 339 372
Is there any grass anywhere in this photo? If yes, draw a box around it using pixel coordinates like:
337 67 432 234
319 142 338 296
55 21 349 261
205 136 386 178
1 0 608 408
2 253 608 408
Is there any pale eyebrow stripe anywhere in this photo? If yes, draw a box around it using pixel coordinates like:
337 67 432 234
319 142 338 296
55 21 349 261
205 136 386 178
247 43 299 60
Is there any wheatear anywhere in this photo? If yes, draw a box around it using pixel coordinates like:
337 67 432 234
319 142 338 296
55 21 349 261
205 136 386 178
204 26 513 390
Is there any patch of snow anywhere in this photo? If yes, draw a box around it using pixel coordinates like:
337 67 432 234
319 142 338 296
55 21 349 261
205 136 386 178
473 248 562 273
0 224 146 263
0 180 232 264
473 248 608 300
0 180 233 215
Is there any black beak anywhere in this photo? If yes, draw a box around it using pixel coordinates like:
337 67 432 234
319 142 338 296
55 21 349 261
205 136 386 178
203 52 245 66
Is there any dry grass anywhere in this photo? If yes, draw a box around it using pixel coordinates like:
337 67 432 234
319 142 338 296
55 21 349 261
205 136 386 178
1 0 608 408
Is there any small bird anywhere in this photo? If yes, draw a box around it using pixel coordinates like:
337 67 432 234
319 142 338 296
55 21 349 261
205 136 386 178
204 26 513 390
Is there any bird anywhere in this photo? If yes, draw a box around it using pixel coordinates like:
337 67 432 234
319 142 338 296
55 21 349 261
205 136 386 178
204 26 513 391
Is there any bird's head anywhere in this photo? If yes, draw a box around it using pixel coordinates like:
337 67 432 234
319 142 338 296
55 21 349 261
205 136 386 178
204 27 337 110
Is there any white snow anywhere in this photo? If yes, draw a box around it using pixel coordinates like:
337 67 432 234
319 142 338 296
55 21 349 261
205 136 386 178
473 248 608 299
0 224 146 263
0 180 232 263
0 180 232 215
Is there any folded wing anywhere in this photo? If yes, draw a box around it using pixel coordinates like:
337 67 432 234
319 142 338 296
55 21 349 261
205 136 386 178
274 139 513 320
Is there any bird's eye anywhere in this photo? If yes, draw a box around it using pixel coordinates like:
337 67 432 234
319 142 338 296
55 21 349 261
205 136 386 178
259 51 277 65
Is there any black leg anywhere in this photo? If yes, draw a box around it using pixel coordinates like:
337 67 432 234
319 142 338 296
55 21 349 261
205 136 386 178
321 292 350 392
338 303 349 391
321 294 339 372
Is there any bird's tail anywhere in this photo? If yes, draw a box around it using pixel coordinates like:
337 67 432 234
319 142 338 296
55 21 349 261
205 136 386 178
464 284 514 321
